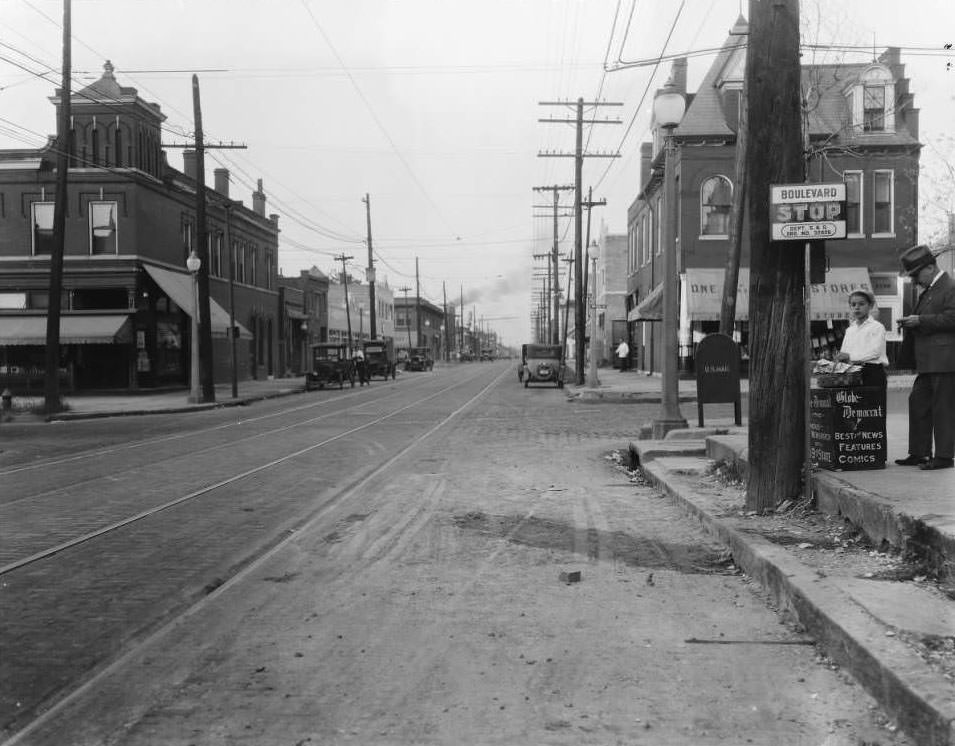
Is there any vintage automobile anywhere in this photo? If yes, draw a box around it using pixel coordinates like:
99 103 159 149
363 338 396 380
305 342 355 390
522 343 565 388
405 347 434 372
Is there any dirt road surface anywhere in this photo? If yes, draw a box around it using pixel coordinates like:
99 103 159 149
4 364 911 745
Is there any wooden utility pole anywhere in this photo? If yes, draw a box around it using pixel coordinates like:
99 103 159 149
398 286 413 352
538 98 621 384
44 0 70 414
745 0 805 512
581 187 607 341
415 257 421 347
363 194 377 339
532 184 574 347
442 281 449 361
166 79 246 401
720 62 749 336
459 285 465 354
336 254 354 354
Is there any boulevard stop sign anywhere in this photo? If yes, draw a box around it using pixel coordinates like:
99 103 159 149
770 183 846 241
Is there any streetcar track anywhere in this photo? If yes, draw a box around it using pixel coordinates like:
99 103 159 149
0 376 445 509
0 368 500 577
1 366 509 746
0 373 439 478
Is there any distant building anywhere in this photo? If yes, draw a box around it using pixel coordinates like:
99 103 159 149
393 295 447 360
327 275 395 352
594 226 628 366
627 19 921 372
0 61 280 392
277 267 329 375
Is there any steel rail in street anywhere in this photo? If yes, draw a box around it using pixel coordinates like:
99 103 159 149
0 366 501 577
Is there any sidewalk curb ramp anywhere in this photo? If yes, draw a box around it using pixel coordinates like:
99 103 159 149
631 440 955 746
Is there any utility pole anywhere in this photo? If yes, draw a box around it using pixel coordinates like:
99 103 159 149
442 281 450 362
532 184 574 346
336 253 354 355
589 253 600 388
538 98 621 384
581 188 606 322
459 285 465 354
720 56 749 336
224 201 238 399
44 0 70 414
398 286 413 352
415 257 421 347
745 0 805 512
164 79 247 402
363 194 377 339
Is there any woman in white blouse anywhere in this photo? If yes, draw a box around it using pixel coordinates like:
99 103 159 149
834 290 888 389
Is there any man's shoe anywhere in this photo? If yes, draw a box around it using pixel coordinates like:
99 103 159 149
919 458 955 470
895 454 930 466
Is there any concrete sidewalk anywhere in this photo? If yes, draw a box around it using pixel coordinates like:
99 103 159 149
592 366 955 744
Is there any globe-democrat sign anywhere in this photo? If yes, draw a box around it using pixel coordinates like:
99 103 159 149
770 183 846 240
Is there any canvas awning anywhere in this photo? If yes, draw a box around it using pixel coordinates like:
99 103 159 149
685 267 874 322
628 283 663 322
144 264 250 338
0 314 131 346
285 306 309 321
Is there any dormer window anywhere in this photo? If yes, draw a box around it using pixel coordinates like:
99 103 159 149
847 64 894 135
863 86 885 131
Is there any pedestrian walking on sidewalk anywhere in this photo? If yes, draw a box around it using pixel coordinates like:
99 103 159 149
615 339 630 371
834 290 887 390
895 244 955 470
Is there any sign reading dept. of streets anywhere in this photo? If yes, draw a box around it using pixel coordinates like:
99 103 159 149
770 183 847 241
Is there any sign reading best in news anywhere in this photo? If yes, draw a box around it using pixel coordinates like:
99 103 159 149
770 183 846 241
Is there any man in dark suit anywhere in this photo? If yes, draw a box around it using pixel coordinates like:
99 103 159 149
895 244 955 470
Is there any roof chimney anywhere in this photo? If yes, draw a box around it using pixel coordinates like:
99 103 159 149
183 149 197 180
671 57 688 95
252 178 266 216
214 168 230 197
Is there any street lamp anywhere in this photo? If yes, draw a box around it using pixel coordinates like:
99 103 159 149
651 78 689 438
186 249 202 403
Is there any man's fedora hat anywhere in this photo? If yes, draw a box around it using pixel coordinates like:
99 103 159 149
899 244 937 277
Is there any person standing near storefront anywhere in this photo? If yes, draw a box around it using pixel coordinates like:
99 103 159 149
615 339 630 371
834 290 887 389
895 244 955 470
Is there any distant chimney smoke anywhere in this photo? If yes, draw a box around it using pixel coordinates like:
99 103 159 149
214 168 230 197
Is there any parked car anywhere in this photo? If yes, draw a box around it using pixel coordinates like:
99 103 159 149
405 347 434 372
305 343 355 390
363 338 396 380
522 344 565 388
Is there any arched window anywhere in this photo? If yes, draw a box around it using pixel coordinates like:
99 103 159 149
700 175 733 237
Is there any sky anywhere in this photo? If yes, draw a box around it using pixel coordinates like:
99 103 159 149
1 0 954 347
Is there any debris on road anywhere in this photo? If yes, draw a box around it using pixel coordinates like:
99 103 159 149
558 570 581 584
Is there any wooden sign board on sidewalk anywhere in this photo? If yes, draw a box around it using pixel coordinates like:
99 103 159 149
695 333 742 427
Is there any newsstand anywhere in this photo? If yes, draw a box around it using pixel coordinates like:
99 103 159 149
809 384 887 470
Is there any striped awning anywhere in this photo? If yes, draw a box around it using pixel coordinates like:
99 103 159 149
0 314 131 346
144 264 250 338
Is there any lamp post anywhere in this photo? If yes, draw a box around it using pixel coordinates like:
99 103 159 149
300 320 308 375
186 249 202 403
651 79 689 439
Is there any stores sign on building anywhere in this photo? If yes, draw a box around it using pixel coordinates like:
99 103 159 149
770 183 847 241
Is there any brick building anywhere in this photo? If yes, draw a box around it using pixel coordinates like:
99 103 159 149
626 19 921 372
0 62 280 392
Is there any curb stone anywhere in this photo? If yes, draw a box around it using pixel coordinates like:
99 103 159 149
640 457 955 746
